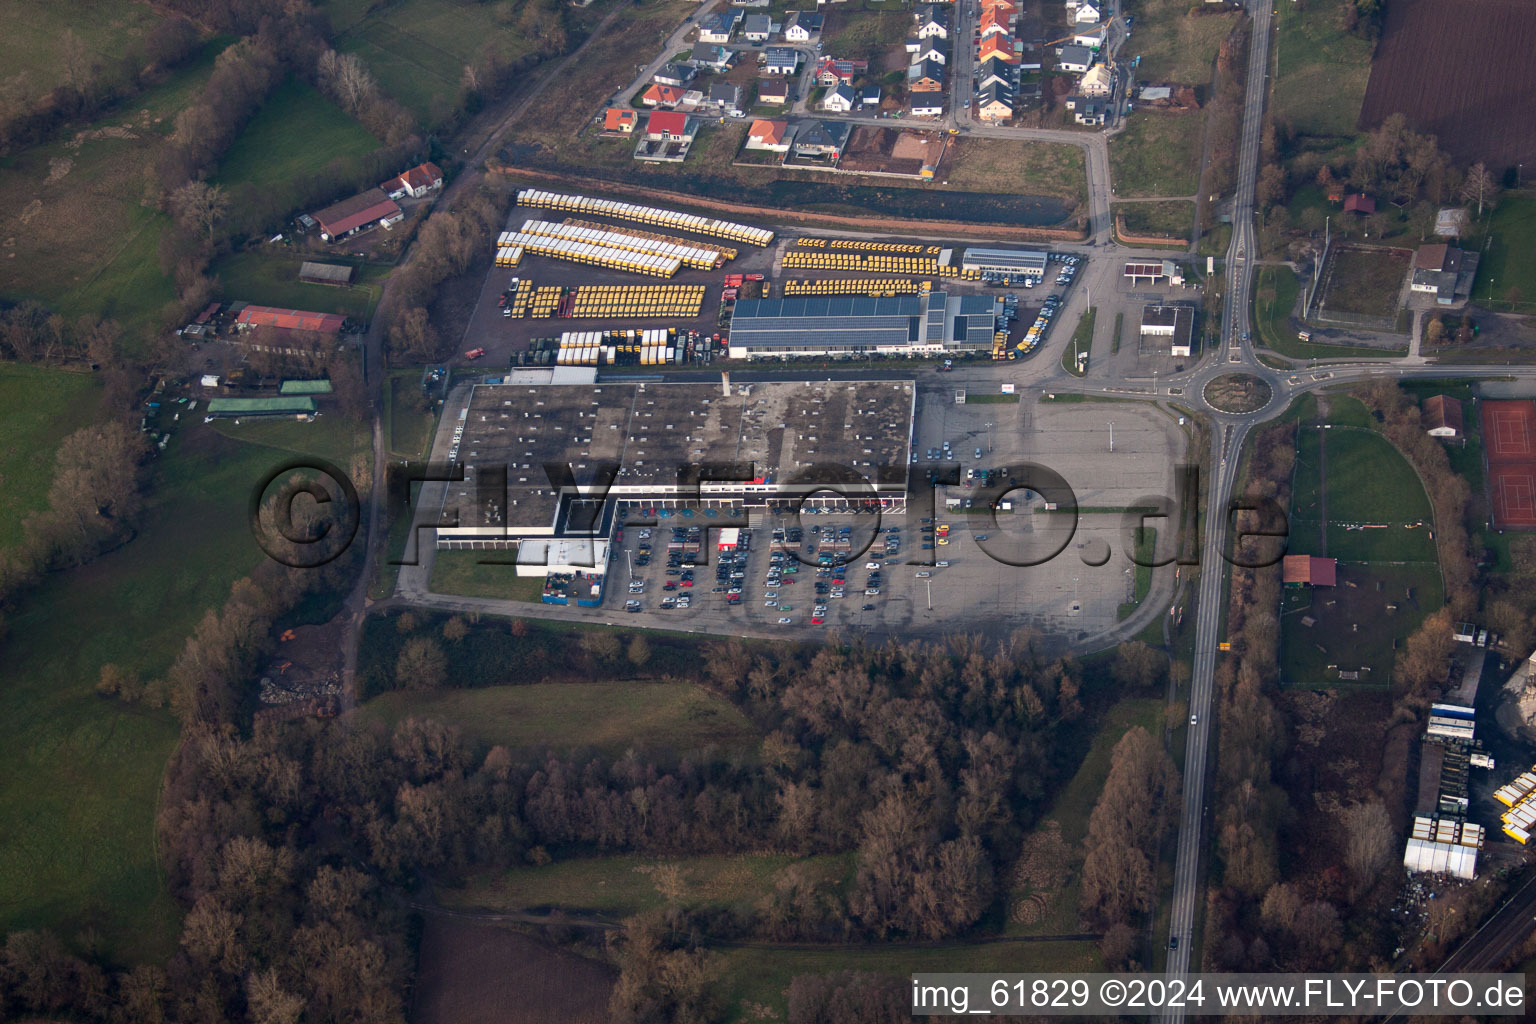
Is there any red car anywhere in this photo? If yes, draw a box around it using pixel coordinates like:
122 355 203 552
464 347 486 359
810 617 825 624
680 580 693 587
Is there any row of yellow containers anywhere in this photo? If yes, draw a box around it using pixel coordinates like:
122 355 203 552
782 278 931 296
564 218 737 263
507 221 721 271
795 237 935 254
494 229 680 277
527 286 563 318
494 245 524 267
570 284 705 318
781 252 981 279
505 280 537 317
515 189 774 246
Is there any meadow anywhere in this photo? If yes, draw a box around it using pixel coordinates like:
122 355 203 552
0 0 162 98
1108 113 1203 198
0 364 102 549
1126 0 1238 85
215 78 382 194
1270 0 1374 139
213 251 389 321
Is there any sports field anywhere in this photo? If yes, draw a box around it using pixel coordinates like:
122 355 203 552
1313 245 1410 322
1289 419 1437 562
1483 400 1536 529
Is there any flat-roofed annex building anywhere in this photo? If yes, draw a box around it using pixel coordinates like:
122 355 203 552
1139 303 1194 357
960 247 1048 278
726 292 1000 360
432 379 917 550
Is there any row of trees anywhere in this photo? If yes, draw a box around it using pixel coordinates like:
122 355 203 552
1202 22 1250 201
387 188 510 359
1079 726 1180 930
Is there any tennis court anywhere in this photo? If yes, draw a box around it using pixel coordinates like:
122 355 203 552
1482 400 1536 528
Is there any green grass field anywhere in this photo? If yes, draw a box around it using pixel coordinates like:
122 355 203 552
0 364 102 549
442 851 850 918
387 371 439 459
937 138 1089 207
334 0 540 125
1289 421 1437 563
0 0 162 99
1319 246 1410 319
1108 113 1203 198
1126 0 1239 85
213 251 389 321
0 414 361 961
1466 193 1536 314
1253 267 1409 359
1271 0 1374 138
361 679 761 757
1116 200 1195 242
216 78 381 193
428 550 549 601
0 42 229 335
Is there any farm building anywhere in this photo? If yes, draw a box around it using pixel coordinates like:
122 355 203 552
430 379 917 546
1139 304 1195 356
298 262 355 286
312 189 403 242
961 248 1046 278
206 397 318 418
1411 244 1479 306
235 305 347 334
380 162 444 200
1282 555 1337 587
1423 395 1464 438
726 292 1001 360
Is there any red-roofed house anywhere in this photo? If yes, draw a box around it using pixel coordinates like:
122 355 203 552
641 83 685 107
603 108 639 134
1423 395 1464 439
312 188 403 242
745 118 789 152
380 161 444 200
1282 555 1337 587
979 34 1019 64
1343 193 1376 215
235 305 347 334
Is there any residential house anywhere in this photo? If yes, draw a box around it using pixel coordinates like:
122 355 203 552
822 83 856 112
977 59 1016 90
907 57 945 91
710 81 744 115
757 78 790 104
745 118 791 152
743 13 776 43
641 83 685 107
1073 24 1106 49
678 88 706 110
1411 244 1479 306
815 57 867 85
1015 80 1042 107
634 111 698 163
789 119 849 162
762 47 801 75
783 11 824 41
978 34 1018 64
982 0 1018 14
379 161 444 199
1065 95 1106 125
697 12 739 43
1057 44 1093 72
1343 193 1376 215
910 41 946 65
1017 43 1042 71
910 96 944 118
976 83 1014 121
654 63 697 87
313 188 402 242
1074 0 1102 23
1423 395 1464 439
914 5 949 38
690 42 735 70
861 84 882 108
602 108 639 134
978 6 1010 38
1078 64 1112 97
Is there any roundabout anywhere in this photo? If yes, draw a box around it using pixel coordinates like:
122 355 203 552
1202 372 1274 415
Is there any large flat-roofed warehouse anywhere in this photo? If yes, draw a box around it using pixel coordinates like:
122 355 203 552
726 293 999 360
960 247 1048 278
434 379 916 549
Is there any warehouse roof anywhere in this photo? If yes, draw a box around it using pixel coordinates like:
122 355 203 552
206 397 317 416
962 247 1047 270
279 379 334 395
298 261 355 286
440 380 916 531
312 188 401 238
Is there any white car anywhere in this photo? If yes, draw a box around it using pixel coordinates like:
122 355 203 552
1190 713 1198 725
865 562 881 570
777 617 793 624
915 571 932 578
936 560 950 567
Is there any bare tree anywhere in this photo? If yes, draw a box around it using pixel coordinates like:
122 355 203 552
1337 801 1394 897
317 50 377 117
1459 162 1499 217
395 636 446 690
170 181 230 243
626 633 652 668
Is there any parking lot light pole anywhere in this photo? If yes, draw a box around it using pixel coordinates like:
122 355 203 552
986 421 994 452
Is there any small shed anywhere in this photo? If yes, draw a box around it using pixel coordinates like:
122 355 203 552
1423 395 1463 438
1282 555 1337 587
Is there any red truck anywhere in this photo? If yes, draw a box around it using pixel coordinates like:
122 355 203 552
464 348 486 360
